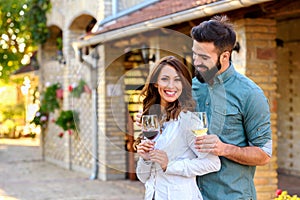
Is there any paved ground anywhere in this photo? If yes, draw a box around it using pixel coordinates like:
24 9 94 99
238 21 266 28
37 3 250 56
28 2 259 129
278 172 300 196
0 138 299 200
0 138 145 200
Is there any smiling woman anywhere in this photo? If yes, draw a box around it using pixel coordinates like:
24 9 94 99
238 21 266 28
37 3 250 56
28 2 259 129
155 65 183 108
137 56 195 121
134 56 221 200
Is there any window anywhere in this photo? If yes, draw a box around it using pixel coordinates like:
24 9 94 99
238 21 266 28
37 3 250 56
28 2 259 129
116 0 147 13
100 0 159 26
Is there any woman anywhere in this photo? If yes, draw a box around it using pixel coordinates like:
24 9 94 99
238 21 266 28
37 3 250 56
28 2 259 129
135 56 221 200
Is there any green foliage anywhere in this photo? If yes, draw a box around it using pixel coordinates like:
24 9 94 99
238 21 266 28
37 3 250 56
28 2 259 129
55 110 78 131
26 0 52 45
56 37 63 51
71 79 87 98
30 83 61 128
0 103 24 137
30 109 48 128
0 0 51 81
0 103 25 122
40 83 61 113
0 0 30 80
2 119 16 132
30 83 80 135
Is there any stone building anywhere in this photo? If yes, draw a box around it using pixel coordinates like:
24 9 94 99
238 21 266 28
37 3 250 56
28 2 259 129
36 0 300 199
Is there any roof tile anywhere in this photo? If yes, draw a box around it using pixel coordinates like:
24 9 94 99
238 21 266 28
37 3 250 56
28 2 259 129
94 0 218 34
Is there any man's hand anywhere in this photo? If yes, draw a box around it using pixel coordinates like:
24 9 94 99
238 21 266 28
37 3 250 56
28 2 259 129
195 134 271 165
194 134 225 156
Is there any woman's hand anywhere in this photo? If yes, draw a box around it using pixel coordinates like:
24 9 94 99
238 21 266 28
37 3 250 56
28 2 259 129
149 150 169 171
136 140 155 160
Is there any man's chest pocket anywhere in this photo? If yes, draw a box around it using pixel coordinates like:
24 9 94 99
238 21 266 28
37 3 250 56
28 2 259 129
211 106 242 135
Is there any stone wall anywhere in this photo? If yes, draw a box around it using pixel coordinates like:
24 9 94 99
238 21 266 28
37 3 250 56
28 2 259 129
277 17 300 176
39 0 101 175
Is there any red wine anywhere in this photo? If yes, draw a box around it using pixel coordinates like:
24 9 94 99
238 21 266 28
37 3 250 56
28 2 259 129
143 130 159 140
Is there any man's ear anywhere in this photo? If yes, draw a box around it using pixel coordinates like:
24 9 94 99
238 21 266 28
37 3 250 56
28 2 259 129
221 51 231 61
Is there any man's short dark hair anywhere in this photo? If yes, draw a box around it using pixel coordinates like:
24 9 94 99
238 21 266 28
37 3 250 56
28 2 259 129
191 15 236 53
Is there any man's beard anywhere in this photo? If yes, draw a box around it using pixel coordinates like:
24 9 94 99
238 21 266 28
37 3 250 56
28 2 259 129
195 59 221 83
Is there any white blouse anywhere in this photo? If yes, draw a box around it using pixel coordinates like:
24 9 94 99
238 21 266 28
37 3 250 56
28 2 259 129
136 111 221 200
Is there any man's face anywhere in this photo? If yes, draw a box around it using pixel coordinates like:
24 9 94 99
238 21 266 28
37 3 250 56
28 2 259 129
192 40 221 83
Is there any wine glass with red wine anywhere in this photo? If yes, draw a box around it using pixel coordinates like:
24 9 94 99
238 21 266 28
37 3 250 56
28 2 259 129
142 114 160 141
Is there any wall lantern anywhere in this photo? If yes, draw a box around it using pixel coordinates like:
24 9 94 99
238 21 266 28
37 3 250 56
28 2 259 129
141 44 156 64
232 42 240 53
57 50 66 65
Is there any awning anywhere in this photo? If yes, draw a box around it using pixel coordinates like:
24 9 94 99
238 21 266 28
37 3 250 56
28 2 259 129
73 0 274 49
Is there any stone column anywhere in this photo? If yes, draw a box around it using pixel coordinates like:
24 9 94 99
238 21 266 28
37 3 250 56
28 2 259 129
97 44 127 180
235 18 278 200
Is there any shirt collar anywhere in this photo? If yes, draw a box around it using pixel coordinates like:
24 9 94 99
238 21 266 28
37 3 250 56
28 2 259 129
213 63 235 84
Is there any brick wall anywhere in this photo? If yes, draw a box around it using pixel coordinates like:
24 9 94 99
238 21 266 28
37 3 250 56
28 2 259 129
97 43 127 180
40 0 101 174
277 17 300 176
237 18 278 200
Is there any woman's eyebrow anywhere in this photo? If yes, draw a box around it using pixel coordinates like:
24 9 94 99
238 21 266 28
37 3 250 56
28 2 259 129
160 74 180 78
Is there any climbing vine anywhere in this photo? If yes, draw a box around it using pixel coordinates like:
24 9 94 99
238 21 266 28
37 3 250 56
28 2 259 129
26 0 52 45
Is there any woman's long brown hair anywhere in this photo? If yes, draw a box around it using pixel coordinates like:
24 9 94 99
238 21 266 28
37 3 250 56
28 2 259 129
133 56 195 149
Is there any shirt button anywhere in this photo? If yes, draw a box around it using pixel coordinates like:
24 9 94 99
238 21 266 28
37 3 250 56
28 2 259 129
206 102 209 106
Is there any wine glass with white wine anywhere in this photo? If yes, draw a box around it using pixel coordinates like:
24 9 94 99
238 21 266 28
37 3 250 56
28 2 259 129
192 112 208 137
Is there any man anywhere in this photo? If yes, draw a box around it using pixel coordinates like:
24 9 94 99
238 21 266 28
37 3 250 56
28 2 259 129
192 15 272 199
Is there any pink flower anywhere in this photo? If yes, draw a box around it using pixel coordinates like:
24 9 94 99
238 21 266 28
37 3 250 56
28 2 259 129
40 116 48 122
56 89 64 99
84 84 92 94
67 130 72 135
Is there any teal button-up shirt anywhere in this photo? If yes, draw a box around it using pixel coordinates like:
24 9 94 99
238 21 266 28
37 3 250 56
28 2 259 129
192 64 272 200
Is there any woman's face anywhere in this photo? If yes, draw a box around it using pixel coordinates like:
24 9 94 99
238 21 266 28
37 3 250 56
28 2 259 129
155 64 183 108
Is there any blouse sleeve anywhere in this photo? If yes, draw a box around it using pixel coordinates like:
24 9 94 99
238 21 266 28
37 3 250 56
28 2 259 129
165 152 221 177
136 157 152 183
165 111 221 177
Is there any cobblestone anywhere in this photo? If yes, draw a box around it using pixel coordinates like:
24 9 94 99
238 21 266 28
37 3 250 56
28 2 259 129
1 138 299 199
0 138 144 200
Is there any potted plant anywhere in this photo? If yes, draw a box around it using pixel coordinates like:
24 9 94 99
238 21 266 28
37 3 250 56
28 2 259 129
40 83 62 113
55 110 79 138
31 109 49 129
31 83 62 129
69 79 91 98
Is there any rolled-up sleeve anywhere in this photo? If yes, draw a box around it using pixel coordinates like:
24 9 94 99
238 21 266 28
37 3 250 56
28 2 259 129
244 88 272 157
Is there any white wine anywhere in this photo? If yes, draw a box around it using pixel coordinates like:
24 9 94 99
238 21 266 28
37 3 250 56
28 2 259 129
192 128 208 136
